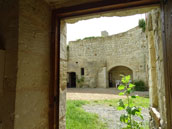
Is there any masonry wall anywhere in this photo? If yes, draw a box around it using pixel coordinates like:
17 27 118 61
59 20 67 129
68 27 148 88
14 0 51 129
0 0 19 128
146 9 167 129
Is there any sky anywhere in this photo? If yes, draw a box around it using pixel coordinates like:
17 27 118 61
66 14 145 43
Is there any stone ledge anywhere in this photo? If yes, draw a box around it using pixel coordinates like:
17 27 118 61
150 107 161 128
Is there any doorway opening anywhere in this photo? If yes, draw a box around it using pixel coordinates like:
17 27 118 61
67 72 76 88
55 2 168 129
64 8 156 129
109 66 133 88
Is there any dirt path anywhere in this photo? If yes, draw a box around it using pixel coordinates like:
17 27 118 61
83 104 149 129
67 88 149 100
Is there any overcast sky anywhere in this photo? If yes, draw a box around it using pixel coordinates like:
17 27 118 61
66 14 145 43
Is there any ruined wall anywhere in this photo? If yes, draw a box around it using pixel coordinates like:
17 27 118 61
68 27 148 88
146 9 167 129
14 0 51 129
0 0 19 128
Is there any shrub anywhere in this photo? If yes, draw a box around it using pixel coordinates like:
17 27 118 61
139 19 146 32
134 80 148 91
76 76 85 88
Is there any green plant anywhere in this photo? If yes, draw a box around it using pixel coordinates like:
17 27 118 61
138 19 146 32
117 75 144 129
134 80 148 91
66 100 107 129
76 75 85 88
83 36 96 40
67 45 69 51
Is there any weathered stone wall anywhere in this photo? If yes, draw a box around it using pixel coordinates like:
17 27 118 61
59 20 67 129
0 0 19 128
68 27 148 88
14 0 51 129
146 9 167 129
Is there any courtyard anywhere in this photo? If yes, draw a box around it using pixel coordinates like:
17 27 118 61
66 88 149 129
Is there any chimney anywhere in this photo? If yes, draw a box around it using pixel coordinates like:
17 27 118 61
101 31 109 37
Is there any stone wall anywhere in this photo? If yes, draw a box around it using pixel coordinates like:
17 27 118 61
146 9 167 129
59 20 67 129
68 27 148 88
14 0 51 129
0 0 19 128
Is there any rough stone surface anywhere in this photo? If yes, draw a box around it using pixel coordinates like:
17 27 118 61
14 0 51 129
0 0 19 128
68 27 148 88
146 9 167 129
59 20 67 129
83 104 149 129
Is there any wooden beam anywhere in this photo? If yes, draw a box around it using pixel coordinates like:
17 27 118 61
54 0 160 18
161 0 172 128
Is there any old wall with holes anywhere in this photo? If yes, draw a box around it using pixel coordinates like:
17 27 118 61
146 9 167 129
68 27 148 88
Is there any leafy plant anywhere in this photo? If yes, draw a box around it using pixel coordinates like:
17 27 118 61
138 19 146 32
134 80 148 91
117 75 144 129
76 75 85 88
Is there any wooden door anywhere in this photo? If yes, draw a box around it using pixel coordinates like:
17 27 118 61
161 0 172 128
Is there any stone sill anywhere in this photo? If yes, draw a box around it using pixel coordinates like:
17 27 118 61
150 107 161 127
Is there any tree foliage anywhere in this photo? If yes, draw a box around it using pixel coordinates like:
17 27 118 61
139 19 146 32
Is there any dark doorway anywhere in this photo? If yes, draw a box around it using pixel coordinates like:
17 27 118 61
68 72 76 88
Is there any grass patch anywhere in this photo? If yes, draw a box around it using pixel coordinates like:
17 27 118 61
66 100 108 129
92 97 149 108
66 97 149 129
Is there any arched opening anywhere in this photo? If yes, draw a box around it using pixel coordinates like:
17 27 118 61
109 66 133 87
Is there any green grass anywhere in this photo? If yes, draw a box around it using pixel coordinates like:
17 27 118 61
92 96 149 108
66 100 108 129
66 97 149 129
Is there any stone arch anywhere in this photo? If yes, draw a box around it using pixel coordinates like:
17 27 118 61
108 66 133 87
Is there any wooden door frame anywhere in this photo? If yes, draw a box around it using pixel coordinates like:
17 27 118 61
49 0 172 129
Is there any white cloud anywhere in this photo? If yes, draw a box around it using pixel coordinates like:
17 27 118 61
67 14 145 43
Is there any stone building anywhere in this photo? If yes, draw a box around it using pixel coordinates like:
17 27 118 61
0 0 171 129
67 27 148 88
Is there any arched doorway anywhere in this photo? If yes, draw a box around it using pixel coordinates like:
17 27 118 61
109 66 133 87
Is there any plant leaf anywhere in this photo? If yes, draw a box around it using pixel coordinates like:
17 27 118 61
118 85 125 90
119 92 125 96
129 83 135 88
131 96 136 98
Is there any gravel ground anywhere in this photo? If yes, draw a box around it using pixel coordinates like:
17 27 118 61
82 104 150 129
67 88 150 129
67 88 149 100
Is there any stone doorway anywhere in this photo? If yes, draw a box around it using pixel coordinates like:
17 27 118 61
68 72 76 88
55 3 169 129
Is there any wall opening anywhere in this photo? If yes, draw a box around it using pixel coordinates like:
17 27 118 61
58 5 166 129
108 66 133 88
67 72 76 88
